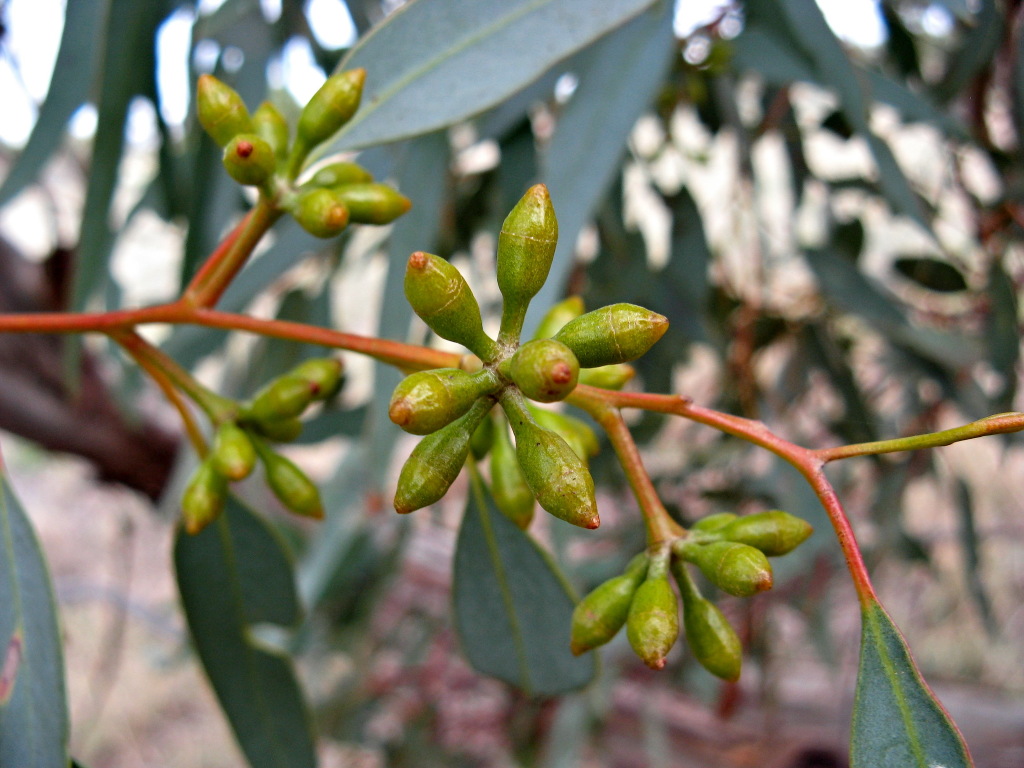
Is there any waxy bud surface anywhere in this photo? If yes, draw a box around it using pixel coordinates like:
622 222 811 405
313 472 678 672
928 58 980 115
506 339 579 403
389 368 498 435
554 303 669 368
404 252 497 360
293 188 350 238
197 75 252 147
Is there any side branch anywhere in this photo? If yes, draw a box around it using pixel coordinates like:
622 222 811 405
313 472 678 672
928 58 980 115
571 389 684 545
815 411 1024 462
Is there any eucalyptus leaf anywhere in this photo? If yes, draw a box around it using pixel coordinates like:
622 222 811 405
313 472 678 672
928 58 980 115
851 599 973 768
453 470 595 696
533 0 676 331
0 0 105 207
73 0 171 312
323 0 663 152
0 473 69 768
174 497 316 768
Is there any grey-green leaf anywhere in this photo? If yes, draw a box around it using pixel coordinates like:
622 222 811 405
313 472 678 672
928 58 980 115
0 473 69 767
453 471 595 696
174 497 315 768
0 0 105 207
851 599 973 768
324 0 663 152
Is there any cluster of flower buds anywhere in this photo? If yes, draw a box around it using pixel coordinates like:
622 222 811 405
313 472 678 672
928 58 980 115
180 358 344 533
571 510 813 676
390 184 668 529
196 71 410 238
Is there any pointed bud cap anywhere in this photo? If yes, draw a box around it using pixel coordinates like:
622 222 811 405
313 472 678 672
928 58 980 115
197 74 253 146
570 554 648 655
291 358 345 401
244 374 318 423
211 422 257 482
292 187 350 238
404 252 498 360
389 368 498 435
333 183 412 225
503 395 598 529
181 460 228 534
252 101 289 158
506 339 579 403
497 184 558 309
258 449 323 519
554 303 669 368
394 399 493 514
676 540 773 597
296 68 366 149
673 560 742 681
222 133 276 187
717 510 813 556
626 576 680 670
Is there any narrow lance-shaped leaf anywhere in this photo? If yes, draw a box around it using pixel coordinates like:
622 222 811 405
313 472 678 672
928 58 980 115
174 496 316 768
323 0 664 152
851 598 973 768
0 472 69 768
453 469 595 695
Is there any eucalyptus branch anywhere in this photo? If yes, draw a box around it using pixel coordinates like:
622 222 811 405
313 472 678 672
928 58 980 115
570 389 683 546
816 411 1024 462
115 331 208 454
183 200 284 308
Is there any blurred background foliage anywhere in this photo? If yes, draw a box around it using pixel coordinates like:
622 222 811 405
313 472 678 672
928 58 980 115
1 0 1023 766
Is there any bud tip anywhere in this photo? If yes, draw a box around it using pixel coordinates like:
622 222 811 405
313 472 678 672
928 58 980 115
408 251 428 270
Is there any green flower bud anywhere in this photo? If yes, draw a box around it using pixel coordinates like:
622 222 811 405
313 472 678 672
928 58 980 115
249 417 303 443
716 510 813 556
692 512 738 533
528 406 599 461
181 459 228 534
490 419 534 529
296 68 366 150
505 339 579 403
554 303 669 368
533 296 585 341
496 185 558 339
389 368 499 435
196 74 253 147
222 133 276 187
252 101 289 159
404 252 498 360
502 392 598 529
577 363 635 390
673 561 742 681
292 187 350 238
290 357 345 401
470 415 495 460
211 422 257 482
256 444 323 519
626 568 680 670
245 374 318 423
394 399 493 514
333 183 412 225
676 540 773 598
310 161 373 188
570 552 648 655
